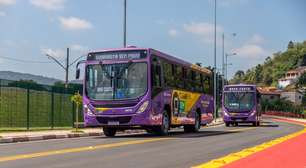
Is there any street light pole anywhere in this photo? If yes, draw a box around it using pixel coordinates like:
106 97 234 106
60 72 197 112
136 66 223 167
225 53 236 81
213 0 217 119
46 47 85 89
222 33 225 89
123 0 127 47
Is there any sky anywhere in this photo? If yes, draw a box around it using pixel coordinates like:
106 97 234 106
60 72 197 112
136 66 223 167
0 0 305 81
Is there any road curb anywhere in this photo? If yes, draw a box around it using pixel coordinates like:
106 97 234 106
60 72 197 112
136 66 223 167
0 120 224 144
0 130 149 144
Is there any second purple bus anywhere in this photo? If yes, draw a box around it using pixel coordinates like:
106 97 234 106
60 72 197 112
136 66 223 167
76 47 214 136
222 84 262 127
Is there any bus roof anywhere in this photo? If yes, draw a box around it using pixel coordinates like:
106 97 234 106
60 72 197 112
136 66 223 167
88 47 212 75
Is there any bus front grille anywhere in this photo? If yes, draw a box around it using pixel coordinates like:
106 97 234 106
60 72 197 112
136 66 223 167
96 116 132 124
93 103 138 108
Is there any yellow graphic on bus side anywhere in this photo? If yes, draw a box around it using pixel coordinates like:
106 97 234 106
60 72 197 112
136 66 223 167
171 90 201 124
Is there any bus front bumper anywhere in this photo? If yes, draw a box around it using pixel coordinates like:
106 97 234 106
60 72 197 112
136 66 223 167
223 114 256 123
84 112 163 127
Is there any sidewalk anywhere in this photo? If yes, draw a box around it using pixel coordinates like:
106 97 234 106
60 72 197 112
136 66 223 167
0 128 103 143
263 114 306 125
0 118 224 144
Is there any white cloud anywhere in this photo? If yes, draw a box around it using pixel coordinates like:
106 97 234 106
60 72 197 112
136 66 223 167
30 0 66 11
208 0 249 7
59 16 93 30
249 34 264 44
0 0 16 6
233 44 268 58
183 22 223 43
70 44 88 53
0 11 6 16
41 48 65 59
168 29 179 37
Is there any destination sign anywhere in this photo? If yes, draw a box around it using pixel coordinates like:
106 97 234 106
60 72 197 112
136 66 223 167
224 86 255 92
87 50 147 61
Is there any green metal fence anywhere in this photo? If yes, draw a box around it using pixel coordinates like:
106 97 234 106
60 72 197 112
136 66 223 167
0 79 83 130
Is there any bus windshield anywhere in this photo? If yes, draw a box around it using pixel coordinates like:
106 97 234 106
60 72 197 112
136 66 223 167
86 62 147 100
224 92 255 111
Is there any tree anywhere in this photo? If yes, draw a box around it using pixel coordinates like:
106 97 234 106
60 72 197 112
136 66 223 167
254 64 263 83
195 62 202 67
288 41 294 49
71 92 83 132
235 70 245 78
230 70 245 84
8 80 46 91
296 72 306 88
52 81 82 93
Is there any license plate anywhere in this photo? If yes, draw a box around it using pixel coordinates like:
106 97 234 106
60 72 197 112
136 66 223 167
108 121 119 125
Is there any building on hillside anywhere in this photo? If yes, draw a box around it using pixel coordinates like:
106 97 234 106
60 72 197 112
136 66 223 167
280 91 304 105
257 87 281 102
278 66 306 89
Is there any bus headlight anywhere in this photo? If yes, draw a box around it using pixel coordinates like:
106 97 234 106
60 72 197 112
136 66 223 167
137 101 149 114
84 104 94 116
223 111 230 117
250 110 256 116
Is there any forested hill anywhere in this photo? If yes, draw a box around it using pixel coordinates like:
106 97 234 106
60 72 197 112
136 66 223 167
230 41 306 86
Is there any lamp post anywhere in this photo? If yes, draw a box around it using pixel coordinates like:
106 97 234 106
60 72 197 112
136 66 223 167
123 0 127 47
213 0 217 119
225 53 236 82
222 33 236 88
46 48 85 88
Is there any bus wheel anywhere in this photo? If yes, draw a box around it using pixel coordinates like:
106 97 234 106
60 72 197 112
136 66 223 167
158 111 170 136
253 121 260 127
145 128 155 134
184 112 201 133
103 127 117 137
225 122 230 127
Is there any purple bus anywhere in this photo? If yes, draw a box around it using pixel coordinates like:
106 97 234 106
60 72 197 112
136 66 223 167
76 47 214 136
222 84 261 127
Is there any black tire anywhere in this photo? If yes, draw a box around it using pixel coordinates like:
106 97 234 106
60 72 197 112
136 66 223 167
234 122 238 126
225 122 230 127
103 127 117 137
184 112 201 133
253 121 260 127
145 128 156 134
158 111 170 136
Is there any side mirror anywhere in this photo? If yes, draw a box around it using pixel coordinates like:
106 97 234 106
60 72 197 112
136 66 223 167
76 69 80 79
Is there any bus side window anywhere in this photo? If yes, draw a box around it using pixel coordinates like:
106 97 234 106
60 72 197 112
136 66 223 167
202 75 211 94
152 57 162 88
195 72 202 92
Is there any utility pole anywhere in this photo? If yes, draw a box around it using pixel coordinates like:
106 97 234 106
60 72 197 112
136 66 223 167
65 48 69 88
123 0 127 47
213 0 217 119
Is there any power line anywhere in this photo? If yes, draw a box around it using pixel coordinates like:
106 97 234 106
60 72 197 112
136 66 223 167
0 55 53 63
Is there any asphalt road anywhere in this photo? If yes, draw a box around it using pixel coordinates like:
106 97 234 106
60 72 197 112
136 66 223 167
0 117 303 168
